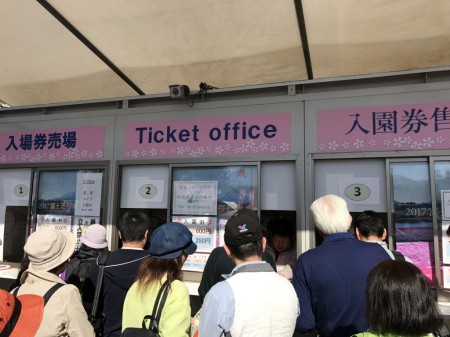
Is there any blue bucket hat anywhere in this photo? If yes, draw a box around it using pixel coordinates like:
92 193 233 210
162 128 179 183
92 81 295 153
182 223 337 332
149 222 197 259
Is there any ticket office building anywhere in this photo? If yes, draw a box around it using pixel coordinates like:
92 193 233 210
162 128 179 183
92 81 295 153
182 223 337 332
1 71 450 302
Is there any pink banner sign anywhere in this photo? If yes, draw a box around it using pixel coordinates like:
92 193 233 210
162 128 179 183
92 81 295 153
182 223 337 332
124 113 291 159
317 102 450 153
0 125 105 163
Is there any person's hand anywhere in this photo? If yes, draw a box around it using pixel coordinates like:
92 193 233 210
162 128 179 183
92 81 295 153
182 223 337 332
277 265 293 280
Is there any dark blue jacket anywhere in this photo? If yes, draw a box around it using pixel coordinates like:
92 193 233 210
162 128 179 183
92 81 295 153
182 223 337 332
293 233 390 337
88 248 149 337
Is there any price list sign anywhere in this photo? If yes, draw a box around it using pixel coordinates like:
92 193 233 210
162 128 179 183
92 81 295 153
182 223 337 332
172 216 217 253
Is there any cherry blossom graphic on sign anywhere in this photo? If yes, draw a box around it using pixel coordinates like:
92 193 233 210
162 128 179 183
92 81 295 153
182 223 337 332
124 113 291 159
318 102 450 153
0 125 105 163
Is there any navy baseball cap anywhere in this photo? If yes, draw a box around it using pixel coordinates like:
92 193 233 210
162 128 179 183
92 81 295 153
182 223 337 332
149 222 197 259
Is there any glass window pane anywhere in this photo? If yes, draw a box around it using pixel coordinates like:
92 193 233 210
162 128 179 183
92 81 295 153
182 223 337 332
261 161 296 211
315 159 387 212
434 161 450 289
172 165 257 272
0 168 32 262
172 166 258 216
120 165 169 209
390 162 434 285
35 169 104 250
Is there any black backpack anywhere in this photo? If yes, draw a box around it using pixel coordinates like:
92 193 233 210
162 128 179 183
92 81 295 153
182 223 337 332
391 250 406 261
66 255 97 294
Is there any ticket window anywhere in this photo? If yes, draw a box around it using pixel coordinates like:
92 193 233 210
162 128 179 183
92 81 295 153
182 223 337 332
315 159 439 289
1 168 106 263
31 169 106 251
315 159 388 245
260 161 297 269
171 165 258 273
118 162 297 272
171 161 297 273
0 168 32 262
260 161 297 223
119 165 170 247
389 161 434 285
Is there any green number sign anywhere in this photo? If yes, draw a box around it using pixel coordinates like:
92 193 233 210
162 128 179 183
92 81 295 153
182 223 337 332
139 184 158 199
344 183 371 201
14 184 28 198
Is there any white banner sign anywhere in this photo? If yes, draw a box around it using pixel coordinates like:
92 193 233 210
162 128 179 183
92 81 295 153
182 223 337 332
75 173 102 216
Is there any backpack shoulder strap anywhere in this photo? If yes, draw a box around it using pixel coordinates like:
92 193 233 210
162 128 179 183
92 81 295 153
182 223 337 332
153 281 170 323
11 283 64 306
142 280 170 332
90 250 110 318
97 250 109 266
43 283 65 305
391 250 406 261
12 287 19 296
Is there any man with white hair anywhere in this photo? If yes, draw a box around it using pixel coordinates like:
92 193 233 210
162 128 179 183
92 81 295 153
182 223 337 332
293 194 390 337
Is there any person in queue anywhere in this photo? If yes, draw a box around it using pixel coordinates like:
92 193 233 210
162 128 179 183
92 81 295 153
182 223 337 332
122 222 197 336
198 208 276 301
86 211 151 337
200 213 299 336
353 260 443 337
65 223 109 313
293 194 390 337
12 227 95 337
353 210 411 262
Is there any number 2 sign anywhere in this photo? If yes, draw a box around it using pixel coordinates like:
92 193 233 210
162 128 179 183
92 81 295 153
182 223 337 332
135 180 164 202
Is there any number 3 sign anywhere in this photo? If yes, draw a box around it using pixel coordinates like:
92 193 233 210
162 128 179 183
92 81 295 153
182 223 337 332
338 177 380 206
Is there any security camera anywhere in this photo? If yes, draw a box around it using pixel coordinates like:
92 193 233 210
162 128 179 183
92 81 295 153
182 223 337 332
169 85 190 99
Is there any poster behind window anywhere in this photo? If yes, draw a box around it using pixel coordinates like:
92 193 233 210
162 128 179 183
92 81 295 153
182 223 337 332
172 216 217 272
172 216 217 253
37 214 72 232
443 222 450 265
74 172 102 217
172 181 218 215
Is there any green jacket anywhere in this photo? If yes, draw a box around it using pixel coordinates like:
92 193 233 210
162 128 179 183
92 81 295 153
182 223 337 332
354 332 433 337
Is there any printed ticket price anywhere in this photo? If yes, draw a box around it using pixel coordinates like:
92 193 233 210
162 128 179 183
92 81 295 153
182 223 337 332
172 216 217 253
182 253 210 273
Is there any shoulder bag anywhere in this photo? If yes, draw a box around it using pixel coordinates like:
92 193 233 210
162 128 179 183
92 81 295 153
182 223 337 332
120 280 170 337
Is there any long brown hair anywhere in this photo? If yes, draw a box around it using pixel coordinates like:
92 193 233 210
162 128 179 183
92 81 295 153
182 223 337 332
135 253 186 296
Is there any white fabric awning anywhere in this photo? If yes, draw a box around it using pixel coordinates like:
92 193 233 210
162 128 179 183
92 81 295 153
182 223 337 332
1 0 450 107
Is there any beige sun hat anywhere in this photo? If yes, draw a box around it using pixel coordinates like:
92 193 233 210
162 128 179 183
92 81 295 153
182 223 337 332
24 227 76 272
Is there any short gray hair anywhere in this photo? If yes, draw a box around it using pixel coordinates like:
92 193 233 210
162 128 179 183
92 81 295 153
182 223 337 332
310 194 352 235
